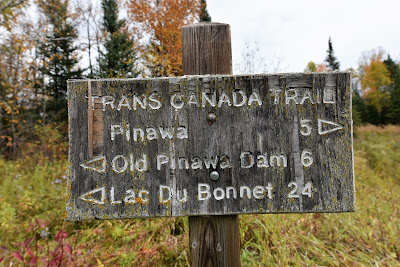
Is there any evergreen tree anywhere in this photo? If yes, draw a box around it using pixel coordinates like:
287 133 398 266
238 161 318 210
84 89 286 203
325 37 340 71
38 0 83 123
39 0 82 100
384 55 400 124
98 0 138 78
200 0 211 22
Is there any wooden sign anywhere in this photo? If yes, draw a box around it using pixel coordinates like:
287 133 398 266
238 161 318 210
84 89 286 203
65 72 355 221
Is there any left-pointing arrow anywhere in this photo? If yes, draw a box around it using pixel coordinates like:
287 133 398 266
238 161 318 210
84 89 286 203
79 187 106 205
80 155 107 173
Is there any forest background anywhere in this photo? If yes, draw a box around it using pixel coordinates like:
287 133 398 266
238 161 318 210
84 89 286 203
0 0 399 266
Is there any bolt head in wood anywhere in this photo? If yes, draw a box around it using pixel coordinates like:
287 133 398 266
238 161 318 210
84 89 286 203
210 171 219 181
206 112 217 124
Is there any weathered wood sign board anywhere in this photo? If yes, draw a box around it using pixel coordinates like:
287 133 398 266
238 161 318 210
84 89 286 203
66 72 355 221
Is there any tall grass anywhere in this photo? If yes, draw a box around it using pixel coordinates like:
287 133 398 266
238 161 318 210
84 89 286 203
1 125 399 266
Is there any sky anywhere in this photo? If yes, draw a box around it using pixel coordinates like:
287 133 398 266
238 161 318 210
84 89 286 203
206 0 400 74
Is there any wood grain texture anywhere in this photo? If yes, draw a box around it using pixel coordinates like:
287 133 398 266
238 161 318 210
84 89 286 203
182 22 232 75
66 72 355 219
182 22 240 267
189 216 240 267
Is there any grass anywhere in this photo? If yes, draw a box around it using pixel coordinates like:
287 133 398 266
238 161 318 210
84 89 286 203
1 125 399 266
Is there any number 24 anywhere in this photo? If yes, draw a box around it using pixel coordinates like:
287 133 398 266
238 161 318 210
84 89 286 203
288 182 312 198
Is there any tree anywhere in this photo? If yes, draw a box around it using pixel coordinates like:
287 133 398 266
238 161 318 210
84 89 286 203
199 0 211 22
0 0 27 29
304 61 317 72
384 55 400 124
0 18 38 158
76 0 101 78
359 49 391 123
38 0 83 122
126 0 201 77
98 0 139 78
325 37 340 71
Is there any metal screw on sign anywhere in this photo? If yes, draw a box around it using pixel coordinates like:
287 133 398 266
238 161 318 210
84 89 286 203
210 171 220 181
206 112 217 124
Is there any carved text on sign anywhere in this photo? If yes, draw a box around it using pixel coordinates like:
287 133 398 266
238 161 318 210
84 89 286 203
66 73 355 221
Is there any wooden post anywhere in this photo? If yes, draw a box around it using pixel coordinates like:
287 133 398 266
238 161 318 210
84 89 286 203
182 22 241 267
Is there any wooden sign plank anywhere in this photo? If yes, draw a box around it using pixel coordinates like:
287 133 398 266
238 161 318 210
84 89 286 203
66 72 355 221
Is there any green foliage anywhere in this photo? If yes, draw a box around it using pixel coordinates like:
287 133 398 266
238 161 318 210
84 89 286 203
1 126 399 265
0 0 27 29
98 0 139 78
200 0 211 22
384 55 400 124
325 37 340 71
351 92 362 126
304 61 317 72
38 0 83 101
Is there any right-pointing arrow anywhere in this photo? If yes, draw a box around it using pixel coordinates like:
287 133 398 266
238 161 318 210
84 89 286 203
318 119 344 135
80 155 107 173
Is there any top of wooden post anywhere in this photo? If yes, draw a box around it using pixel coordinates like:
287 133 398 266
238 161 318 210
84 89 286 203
181 22 232 75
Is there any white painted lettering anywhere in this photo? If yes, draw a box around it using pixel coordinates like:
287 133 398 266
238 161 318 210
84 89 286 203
90 96 98 110
253 186 265 199
285 89 299 104
203 156 219 169
133 128 144 141
177 189 188 202
266 183 273 199
256 155 269 168
198 183 211 200
301 150 313 167
270 89 283 104
102 95 115 111
220 156 231 169
240 152 254 168
288 182 299 198
226 186 237 199
188 93 200 107
178 157 189 169
202 91 216 107
213 187 225 200
133 95 147 110
157 154 169 170
300 119 312 136
191 157 202 169
124 189 136 203
117 95 132 110
146 127 158 140
248 91 262 107
218 91 232 107
300 89 314 104
177 127 188 139
110 186 122 204
270 155 287 167
135 154 148 172
111 124 130 141
240 186 251 199
159 127 174 139
170 93 184 109
149 93 162 109
112 155 128 173
79 187 106 205
233 90 247 107
139 190 149 203
159 185 172 204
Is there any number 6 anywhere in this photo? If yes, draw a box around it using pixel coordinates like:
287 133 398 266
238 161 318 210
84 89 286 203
301 150 313 167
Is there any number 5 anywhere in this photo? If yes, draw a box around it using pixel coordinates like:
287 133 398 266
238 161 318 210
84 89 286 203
300 119 312 136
